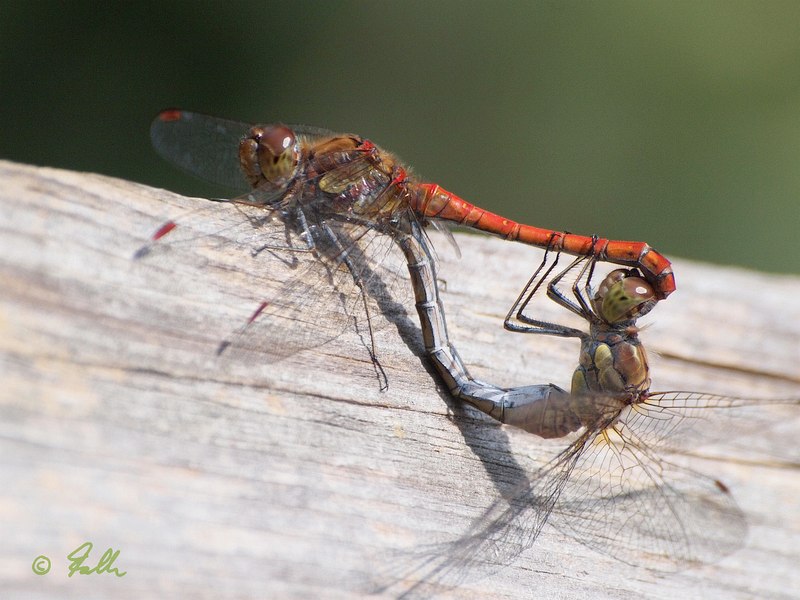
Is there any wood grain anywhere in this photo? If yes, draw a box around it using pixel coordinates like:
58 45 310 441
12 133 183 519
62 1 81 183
1 159 798 599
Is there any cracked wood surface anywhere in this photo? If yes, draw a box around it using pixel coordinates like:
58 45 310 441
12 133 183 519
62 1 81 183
1 159 799 599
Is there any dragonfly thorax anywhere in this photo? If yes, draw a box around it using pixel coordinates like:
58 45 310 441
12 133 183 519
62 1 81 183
573 268 654 396
572 330 651 397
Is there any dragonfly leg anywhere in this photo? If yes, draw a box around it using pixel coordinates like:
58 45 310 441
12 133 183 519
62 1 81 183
249 206 317 264
504 237 561 325
319 221 389 391
560 240 598 317
504 241 587 339
542 240 600 321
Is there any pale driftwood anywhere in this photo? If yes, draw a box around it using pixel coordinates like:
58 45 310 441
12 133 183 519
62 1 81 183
1 159 799 599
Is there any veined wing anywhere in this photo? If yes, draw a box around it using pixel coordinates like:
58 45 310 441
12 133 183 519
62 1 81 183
134 194 418 370
214 213 419 367
543 409 746 570
374 390 755 595
151 110 254 191
150 109 339 192
625 391 800 457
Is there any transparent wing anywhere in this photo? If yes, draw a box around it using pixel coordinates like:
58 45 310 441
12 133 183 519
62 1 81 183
370 426 595 596
472 394 751 571
626 391 800 456
134 196 418 370
374 391 764 595
151 110 254 191
150 109 342 190
215 214 418 366
545 414 745 570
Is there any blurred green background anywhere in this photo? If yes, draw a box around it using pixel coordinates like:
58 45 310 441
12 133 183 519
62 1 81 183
2 1 799 274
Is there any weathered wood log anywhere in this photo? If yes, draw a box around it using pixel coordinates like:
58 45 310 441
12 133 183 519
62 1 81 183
1 159 798 598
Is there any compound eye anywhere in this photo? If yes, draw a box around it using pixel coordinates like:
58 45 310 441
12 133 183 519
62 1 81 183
257 125 299 186
240 125 299 188
596 272 657 324
261 125 295 158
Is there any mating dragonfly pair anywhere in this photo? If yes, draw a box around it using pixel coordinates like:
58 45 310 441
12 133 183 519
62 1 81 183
140 111 797 581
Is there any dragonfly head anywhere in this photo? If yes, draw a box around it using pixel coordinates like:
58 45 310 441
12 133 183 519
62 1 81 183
239 125 300 190
593 269 657 325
